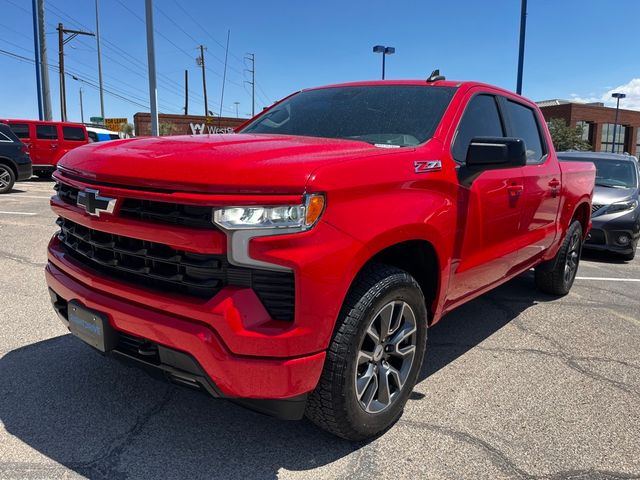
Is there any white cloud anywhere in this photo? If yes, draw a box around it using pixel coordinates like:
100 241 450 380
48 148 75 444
569 79 640 111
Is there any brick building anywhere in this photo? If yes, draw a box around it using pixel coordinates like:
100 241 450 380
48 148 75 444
134 113 248 137
538 100 640 156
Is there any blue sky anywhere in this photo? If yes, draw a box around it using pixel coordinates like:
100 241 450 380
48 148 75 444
1 0 640 123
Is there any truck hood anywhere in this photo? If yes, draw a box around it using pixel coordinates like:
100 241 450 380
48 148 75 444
58 134 398 194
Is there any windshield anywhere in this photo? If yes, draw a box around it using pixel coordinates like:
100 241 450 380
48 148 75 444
240 85 457 147
560 156 638 189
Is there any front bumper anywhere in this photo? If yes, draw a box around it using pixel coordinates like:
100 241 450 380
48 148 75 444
45 254 326 403
585 207 640 254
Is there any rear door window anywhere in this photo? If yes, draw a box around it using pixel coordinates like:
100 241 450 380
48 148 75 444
504 100 546 164
9 123 30 139
36 125 58 140
62 126 86 141
452 94 505 163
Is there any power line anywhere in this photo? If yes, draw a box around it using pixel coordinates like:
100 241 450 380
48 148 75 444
0 47 150 110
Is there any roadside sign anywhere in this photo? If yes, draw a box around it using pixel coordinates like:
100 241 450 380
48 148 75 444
105 118 127 132
90 116 104 124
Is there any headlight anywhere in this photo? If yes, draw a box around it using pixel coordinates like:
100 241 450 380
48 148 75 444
213 193 325 231
605 199 638 214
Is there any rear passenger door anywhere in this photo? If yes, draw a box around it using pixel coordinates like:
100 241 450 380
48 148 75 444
60 126 88 160
33 124 59 167
447 92 525 302
501 98 561 263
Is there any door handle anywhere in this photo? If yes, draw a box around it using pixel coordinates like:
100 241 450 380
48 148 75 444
50 144 58 148
548 179 561 188
507 184 524 197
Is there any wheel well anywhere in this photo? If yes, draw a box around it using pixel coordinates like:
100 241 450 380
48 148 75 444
572 202 590 236
0 157 17 177
367 240 439 322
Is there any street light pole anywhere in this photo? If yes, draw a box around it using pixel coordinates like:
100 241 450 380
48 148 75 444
372 45 395 80
234 101 240 118
516 0 527 95
144 0 159 136
611 93 626 153
95 0 105 120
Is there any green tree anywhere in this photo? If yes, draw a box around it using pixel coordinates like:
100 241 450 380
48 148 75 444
159 122 176 136
547 118 591 152
120 122 134 138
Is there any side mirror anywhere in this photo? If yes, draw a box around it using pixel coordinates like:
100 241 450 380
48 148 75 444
466 137 527 168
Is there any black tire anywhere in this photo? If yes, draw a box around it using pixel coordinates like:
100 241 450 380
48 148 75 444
305 264 428 441
0 164 16 194
535 220 583 295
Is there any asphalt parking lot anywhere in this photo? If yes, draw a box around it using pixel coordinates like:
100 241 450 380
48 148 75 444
1 181 639 480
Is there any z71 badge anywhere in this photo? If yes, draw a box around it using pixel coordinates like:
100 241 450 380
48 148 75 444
414 160 442 174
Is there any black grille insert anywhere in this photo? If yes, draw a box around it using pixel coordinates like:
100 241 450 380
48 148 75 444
56 217 295 320
55 181 216 229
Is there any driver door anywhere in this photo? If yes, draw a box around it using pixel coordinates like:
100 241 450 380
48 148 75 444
447 93 525 303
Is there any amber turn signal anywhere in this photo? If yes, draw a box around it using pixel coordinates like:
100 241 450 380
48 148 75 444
305 194 325 226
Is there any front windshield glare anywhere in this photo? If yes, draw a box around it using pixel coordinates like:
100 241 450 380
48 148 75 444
240 85 457 147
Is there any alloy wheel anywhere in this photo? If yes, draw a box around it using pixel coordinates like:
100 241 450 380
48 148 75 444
354 300 417 414
564 230 581 285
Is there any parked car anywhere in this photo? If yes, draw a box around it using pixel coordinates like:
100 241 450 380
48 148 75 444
86 126 121 142
0 119 88 178
558 151 639 260
0 123 32 194
45 79 596 440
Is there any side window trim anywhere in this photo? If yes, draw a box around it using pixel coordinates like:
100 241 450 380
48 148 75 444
450 92 506 164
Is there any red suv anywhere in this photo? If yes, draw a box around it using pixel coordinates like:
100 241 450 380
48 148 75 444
1 120 88 178
45 80 595 440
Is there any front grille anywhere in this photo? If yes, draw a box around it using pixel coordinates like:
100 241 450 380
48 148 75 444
54 181 78 205
55 181 215 229
591 203 605 215
56 217 295 320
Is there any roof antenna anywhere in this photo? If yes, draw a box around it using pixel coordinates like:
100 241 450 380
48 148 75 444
427 69 446 83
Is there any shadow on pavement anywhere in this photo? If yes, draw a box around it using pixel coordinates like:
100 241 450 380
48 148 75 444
581 249 628 264
0 272 555 479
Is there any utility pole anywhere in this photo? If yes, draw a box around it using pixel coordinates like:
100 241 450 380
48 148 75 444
197 45 208 116
234 101 239 118
218 30 230 122
184 69 188 115
516 0 527 95
144 0 158 135
57 23 94 122
95 0 105 119
31 0 43 120
244 53 255 117
79 87 84 123
37 0 52 120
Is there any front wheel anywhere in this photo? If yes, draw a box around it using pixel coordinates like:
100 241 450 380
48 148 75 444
305 264 427 440
621 241 637 261
0 165 16 194
535 220 583 295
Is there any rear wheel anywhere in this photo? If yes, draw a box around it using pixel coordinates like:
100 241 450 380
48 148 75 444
0 165 15 194
305 264 427 440
535 220 583 295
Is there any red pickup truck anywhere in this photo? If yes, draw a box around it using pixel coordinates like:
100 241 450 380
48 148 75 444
46 79 595 440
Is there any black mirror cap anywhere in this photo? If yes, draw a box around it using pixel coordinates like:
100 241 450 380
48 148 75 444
466 137 527 167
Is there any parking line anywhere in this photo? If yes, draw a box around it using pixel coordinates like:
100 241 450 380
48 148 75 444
0 195 51 199
576 276 640 282
0 211 37 216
